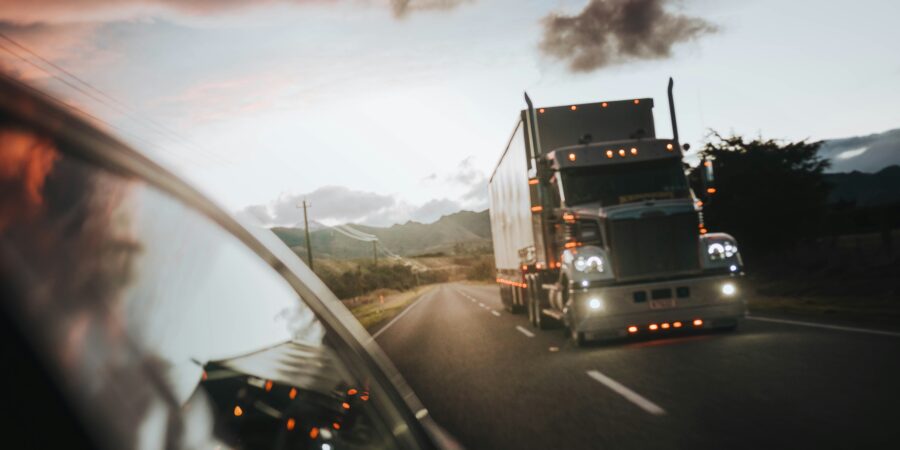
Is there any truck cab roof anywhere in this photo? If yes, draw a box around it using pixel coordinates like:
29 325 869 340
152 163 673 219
526 97 656 157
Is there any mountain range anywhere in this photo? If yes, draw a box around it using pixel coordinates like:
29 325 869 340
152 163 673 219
273 209 492 259
818 127 900 173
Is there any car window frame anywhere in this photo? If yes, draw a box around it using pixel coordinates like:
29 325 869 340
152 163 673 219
0 74 439 449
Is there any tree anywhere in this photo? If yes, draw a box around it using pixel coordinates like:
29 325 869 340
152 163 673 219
690 133 831 258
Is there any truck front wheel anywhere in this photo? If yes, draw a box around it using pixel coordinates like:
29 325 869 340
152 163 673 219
570 328 586 347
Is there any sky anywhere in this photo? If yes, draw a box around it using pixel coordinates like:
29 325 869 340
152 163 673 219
1 0 898 227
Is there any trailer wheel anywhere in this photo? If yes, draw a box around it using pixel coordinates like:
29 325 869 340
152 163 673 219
511 286 525 314
526 277 538 326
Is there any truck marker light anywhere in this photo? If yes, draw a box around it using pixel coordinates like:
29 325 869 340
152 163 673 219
706 187 717 194
661 323 670 329
630 147 638 155
693 319 703 327
618 149 626 157
633 99 640 104
563 213 576 222
522 265 527 271
700 228 708 234
537 262 544 269
704 160 712 167
721 283 736 296
568 153 576 161
602 102 608 107
287 418 296 431
570 105 577 110
666 143 674 151
333 422 341 430
628 326 638 333
696 200 703 207
290 387 297 399
347 388 358 396
531 206 543 212
606 150 614 158
528 178 539 185
539 108 545 113
564 241 580 249
342 402 351 410
234 406 243 417
556 262 562 268
265 380 273 391
649 324 659 331
673 321 683 328
310 427 320 439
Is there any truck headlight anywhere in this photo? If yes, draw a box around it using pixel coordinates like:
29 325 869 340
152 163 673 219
721 282 736 296
574 255 604 273
707 241 738 261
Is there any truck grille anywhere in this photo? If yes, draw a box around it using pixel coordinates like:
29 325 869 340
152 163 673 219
609 211 700 281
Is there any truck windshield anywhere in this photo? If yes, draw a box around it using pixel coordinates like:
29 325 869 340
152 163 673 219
561 159 689 206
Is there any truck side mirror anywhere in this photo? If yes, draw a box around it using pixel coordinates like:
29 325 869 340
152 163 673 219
701 159 716 196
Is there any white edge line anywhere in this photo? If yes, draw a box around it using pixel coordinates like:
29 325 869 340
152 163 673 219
747 315 900 338
516 326 535 338
586 370 666 416
491 310 501 317
371 289 432 340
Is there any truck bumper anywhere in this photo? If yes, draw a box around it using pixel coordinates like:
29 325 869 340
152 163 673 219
566 274 746 339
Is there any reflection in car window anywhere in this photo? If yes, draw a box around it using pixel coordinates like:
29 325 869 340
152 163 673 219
0 125 398 449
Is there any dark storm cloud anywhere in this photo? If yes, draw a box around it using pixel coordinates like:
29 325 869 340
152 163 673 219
539 0 717 72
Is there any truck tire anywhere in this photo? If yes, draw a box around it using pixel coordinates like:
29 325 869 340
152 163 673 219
534 282 552 330
512 286 525 314
570 327 586 347
527 277 538 327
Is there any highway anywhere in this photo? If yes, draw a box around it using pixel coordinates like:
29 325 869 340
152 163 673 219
373 283 900 449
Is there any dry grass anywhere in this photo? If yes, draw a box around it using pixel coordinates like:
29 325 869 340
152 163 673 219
347 284 437 330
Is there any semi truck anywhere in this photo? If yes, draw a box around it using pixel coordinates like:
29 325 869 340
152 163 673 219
488 79 746 346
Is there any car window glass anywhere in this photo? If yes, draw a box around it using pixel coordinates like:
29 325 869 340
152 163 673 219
0 124 399 450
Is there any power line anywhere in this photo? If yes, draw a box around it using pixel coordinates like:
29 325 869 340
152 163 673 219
0 33 229 165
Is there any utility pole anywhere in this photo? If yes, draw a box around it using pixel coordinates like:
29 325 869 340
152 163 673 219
298 200 313 271
372 240 378 266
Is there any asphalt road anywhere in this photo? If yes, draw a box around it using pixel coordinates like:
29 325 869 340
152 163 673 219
373 282 900 450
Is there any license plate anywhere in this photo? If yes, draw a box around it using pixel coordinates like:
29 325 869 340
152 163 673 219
649 299 675 310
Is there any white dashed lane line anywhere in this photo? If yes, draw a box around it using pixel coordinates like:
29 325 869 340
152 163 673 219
516 326 535 338
491 310 501 317
586 370 666 416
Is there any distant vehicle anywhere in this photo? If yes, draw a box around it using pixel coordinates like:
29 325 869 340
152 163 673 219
488 79 746 346
0 74 458 449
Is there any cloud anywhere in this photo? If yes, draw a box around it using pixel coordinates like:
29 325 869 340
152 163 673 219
0 1 468 25
390 0 472 18
818 127 900 173
0 1 330 25
539 0 717 72
448 156 487 207
241 183 477 227
409 198 461 223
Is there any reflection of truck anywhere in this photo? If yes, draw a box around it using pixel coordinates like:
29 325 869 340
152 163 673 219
488 79 745 346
